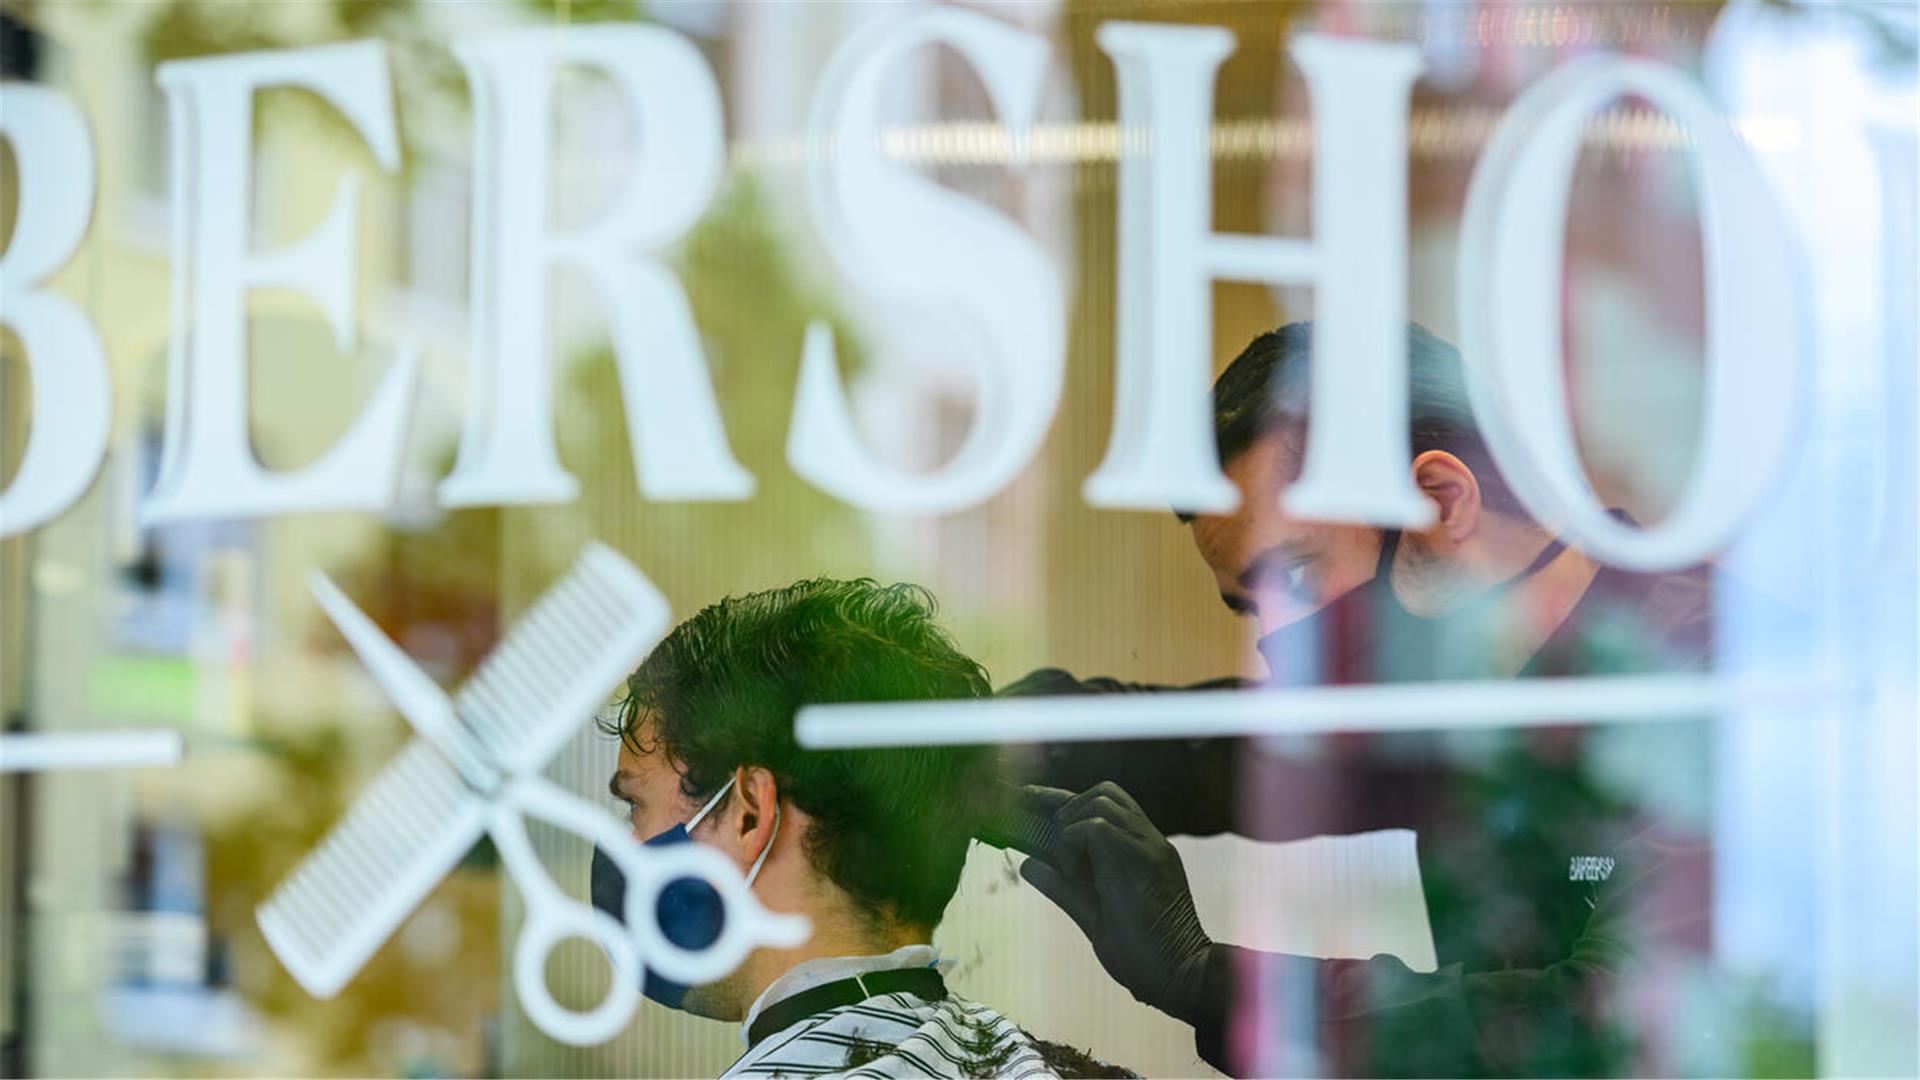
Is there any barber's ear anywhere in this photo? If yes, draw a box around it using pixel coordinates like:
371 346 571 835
1409 450 1481 544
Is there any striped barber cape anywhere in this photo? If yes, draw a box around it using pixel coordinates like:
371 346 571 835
723 946 1061 1078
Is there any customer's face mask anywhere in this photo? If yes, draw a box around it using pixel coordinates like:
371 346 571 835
589 775 780 1010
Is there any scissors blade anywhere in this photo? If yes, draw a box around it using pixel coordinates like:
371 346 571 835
309 571 498 787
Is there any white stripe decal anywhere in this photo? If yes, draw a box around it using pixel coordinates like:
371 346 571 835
0 731 183 772
797 673 1842 748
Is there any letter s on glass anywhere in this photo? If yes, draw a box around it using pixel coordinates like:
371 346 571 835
788 9 1063 515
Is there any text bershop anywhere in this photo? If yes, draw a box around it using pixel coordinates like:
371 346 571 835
3 9 1820 573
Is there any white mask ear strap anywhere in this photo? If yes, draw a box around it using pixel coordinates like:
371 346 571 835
746 801 780 887
686 774 737 832
688 772 778 885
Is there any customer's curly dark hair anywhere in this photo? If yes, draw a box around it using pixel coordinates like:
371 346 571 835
599 578 995 932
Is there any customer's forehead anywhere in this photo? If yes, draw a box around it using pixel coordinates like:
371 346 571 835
621 704 673 747
616 713 672 767
615 736 684 793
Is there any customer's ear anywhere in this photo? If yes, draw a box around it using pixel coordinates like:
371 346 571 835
734 764 781 859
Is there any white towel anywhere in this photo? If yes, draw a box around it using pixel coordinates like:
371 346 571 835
1175 829 1438 973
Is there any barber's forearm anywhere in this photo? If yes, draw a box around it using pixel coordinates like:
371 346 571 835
1184 946 1353 1076
1187 943 1243 1076
1028 739 1242 836
1030 743 1433 842
1187 948 1471 1076
1003 668 1251 838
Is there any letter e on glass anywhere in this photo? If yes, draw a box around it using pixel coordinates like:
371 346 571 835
144 43 420 524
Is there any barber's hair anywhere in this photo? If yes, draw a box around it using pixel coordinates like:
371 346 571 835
601 578 993 933
1199 321 1524 517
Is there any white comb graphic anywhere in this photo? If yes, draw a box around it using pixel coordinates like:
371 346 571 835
257 543 809 1045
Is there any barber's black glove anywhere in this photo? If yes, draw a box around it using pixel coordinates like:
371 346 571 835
1017 781 1218 1026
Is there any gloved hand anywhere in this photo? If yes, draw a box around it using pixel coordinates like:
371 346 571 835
1017 781 1218 1026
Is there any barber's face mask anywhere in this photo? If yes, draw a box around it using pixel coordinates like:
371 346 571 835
1255 530 1567 685
589 774 780 1010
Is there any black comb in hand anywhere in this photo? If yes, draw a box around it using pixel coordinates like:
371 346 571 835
972 783 1060 857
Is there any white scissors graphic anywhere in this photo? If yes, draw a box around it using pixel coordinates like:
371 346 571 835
272 546 808 1045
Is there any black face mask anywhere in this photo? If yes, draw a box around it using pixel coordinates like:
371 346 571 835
590 845 726 1009
1254 530 1567 685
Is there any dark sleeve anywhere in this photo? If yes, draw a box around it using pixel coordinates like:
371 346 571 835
1186 946 1466 1076
998 668 1442 842
1187 944 1242 1075
999 668 1247 837
1190 891 1635 1076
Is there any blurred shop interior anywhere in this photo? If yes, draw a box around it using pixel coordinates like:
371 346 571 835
2 0 1916 1077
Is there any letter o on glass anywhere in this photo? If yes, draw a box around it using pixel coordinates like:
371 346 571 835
1458 57 1807 572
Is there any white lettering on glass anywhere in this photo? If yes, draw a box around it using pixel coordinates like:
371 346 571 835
1085 26 1431 526
0 25 1816 551
145 43 420 524
440 28 751 507
787 9 1062 514
1458 57 1805 571
0 85 110 537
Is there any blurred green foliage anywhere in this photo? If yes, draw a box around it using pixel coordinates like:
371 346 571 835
1732 982 1818 1078
140 0 415 62
129 0 666 177
556 174 875 606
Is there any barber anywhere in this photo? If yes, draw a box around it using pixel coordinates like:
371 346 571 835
1007 322 1715 1075
1016 776 1641 1078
